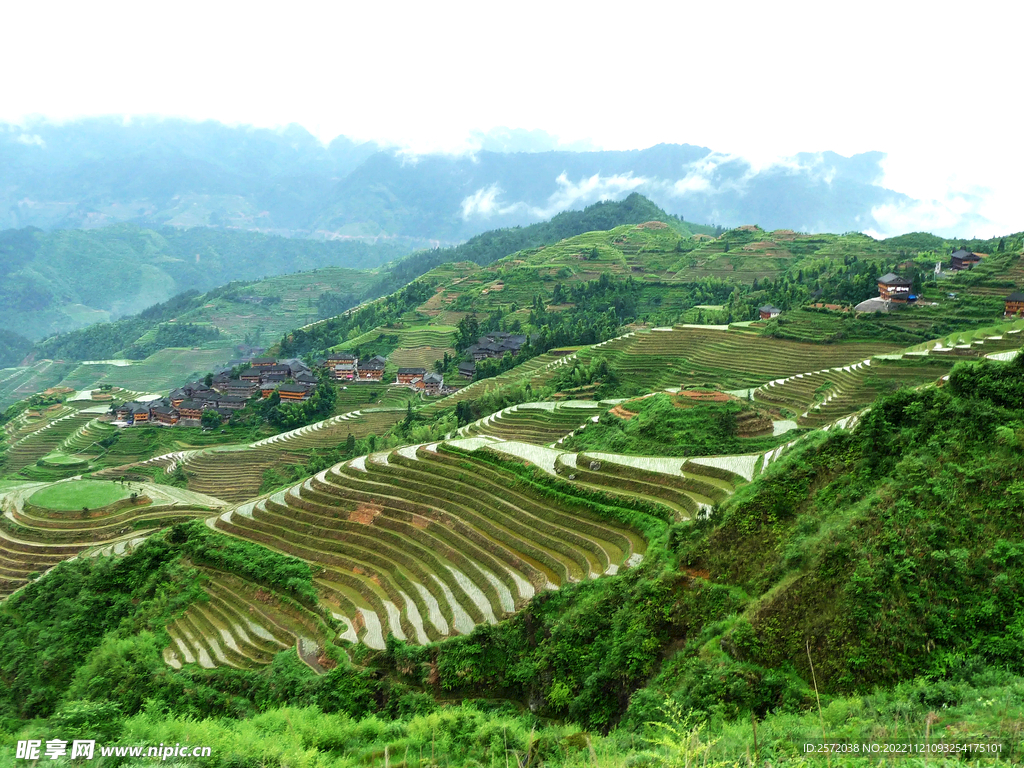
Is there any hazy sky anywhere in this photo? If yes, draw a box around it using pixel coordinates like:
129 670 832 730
2 0 1020 236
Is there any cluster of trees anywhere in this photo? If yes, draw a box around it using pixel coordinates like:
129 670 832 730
548 357 617 395
315 290 359 320
0 328 32 367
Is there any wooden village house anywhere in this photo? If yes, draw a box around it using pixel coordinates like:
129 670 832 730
877 273 913 302
950 249 984 271
1005 291 1024 318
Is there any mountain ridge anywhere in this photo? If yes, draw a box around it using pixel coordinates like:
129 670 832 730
3 118 917 240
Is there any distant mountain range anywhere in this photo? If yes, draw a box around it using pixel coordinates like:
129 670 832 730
0 225 406 342
2 118 912 241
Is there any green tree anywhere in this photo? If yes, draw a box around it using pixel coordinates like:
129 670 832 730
201 410 222 429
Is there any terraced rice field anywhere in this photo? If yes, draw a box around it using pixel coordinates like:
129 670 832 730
163 569 331 672
388 346 454 370
1 410 95 472
419 350 580 419
250 409 404 451
459 402 600 445
557 452 737 520
755 357 955 426
59 418 118 457
214 445 644 649
0 481 220 596
338 325 457 352
81 347 236 394
95 409 405 502
578 328 905 392
182 448 301 502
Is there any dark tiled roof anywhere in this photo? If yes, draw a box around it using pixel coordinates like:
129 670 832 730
278 384 308 394
1006 292 1024 302
398 367 427 375
424 373 443 383
878 273 912 285
759 305 782 313
178 400 203 410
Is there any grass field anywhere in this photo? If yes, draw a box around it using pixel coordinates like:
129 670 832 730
28 480 131 510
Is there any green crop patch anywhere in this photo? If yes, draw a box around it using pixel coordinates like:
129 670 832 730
28 480 134 511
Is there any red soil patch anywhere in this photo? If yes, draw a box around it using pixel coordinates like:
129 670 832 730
410 514 430 530
683 566 711 579
676 390 732 402
350 502 382 525
736 224 760 232
351 611 366 635
636 220 669 230
317 653 337 670
609 405 637 420
809 303 850 312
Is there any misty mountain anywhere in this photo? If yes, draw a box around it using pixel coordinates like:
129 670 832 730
2 118 910 241
0 225 407 340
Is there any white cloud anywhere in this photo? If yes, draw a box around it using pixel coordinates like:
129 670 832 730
460 184 504 218
460 172 648 222
869 198 992 239
0 0 1019 236
15 133 44 147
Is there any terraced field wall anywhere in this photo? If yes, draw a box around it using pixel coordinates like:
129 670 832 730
213 445 647 650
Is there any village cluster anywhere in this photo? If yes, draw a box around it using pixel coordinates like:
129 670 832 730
762 250 1024 317
456 331 533 379
111 353 450 428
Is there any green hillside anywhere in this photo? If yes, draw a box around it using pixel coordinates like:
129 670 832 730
2 209 1024 766
0 225 407 340
1 354 1023 764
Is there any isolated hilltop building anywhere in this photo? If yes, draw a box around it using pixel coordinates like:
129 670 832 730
877 273 913 302
950 249 984 271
